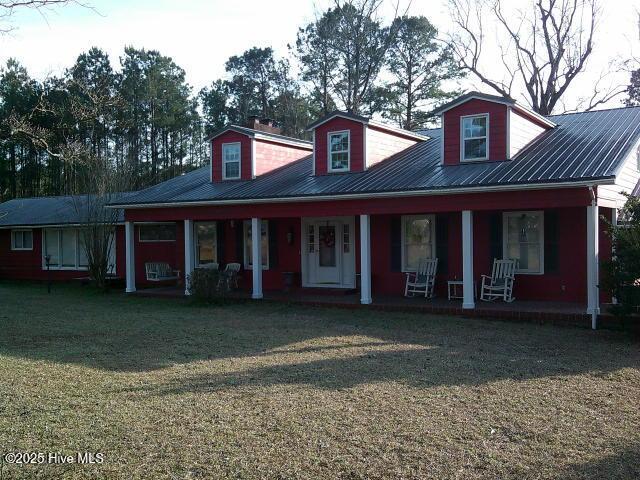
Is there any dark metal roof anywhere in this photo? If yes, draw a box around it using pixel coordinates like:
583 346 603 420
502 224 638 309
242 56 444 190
0 193 130 227
205 124 312 147
110 107 640 207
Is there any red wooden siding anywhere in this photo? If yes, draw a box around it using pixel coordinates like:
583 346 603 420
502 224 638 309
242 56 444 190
443 99 508 165
134 222 184 286
370 207 592 302
0 226 126 282
254 139 311 176
123 203 606 303
211 131 253 182
124 188 592 223
366 126 419 168
370 212 460 298
314 117 365 175
232 217 302 291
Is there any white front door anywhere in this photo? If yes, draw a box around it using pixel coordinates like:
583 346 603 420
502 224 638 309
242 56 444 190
303 217 355 288
315 223 340 284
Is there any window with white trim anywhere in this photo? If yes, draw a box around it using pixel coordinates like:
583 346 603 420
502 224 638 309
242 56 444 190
11 229 33 250
243 220 269 269
503 211 544 274
401 215 435 271
138 223 176 242
42 228 114 271
328 131 350 172
195 221 217 266
461 114 488 161
222 142 241 179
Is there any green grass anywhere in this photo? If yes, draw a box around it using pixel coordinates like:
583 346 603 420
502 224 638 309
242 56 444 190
0 282 639 479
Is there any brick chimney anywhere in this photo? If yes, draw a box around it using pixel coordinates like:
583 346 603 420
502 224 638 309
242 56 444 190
247 116 282 135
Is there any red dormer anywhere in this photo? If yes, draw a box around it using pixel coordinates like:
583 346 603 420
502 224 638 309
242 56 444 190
306 111 428 175
208 119 312 182
433 92 556 166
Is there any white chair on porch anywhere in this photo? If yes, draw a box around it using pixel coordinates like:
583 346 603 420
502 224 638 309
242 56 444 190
404 258 438 298
480 259 517 302
218 262 241 291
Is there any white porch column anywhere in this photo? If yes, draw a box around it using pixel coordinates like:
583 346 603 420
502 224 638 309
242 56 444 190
360 214 372 304
125 221 136 293
251 217 263 299
462 210 475 309
184 219 194 296
586 203 600 329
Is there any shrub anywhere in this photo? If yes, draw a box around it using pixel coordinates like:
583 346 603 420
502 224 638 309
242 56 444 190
602 194 640 319
187 268 228 303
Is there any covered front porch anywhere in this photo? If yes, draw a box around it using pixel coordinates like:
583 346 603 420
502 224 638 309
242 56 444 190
121 186 611 328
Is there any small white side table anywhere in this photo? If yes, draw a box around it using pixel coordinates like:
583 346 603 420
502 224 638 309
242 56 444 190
447 280 477 300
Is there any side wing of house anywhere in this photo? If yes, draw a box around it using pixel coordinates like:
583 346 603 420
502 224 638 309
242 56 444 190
598 142 640 208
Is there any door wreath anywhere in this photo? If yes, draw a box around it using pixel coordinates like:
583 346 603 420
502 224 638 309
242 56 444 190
321 228 335 248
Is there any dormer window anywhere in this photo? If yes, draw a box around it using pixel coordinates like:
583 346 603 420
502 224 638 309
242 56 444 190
461 114 488 161
222 142 241 180
328 131 350 172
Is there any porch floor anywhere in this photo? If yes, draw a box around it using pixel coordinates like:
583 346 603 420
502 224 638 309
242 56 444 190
131 286 617 329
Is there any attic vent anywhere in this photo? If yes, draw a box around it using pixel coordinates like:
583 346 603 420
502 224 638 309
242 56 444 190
247 116 282 135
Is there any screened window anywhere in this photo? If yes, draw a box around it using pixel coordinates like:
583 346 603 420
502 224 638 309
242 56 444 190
222 142 241 180
78 235 89 268
45 229 60 266
461 114 488 161
328 131 350 172
42 228 113 271
195 222 217 266
11 230 33 250
61 229 76 267
138 223 176 242
244 220 269 269
503 211 544 274
401 215 435 271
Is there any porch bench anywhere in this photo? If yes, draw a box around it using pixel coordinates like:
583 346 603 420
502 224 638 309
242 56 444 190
145 262 181 282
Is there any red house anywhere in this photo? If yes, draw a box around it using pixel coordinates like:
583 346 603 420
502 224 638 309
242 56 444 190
2 92 640 325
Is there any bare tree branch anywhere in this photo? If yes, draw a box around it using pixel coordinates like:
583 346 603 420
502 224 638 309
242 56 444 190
0 0 95 34
8 76 131 288
445 0 620 114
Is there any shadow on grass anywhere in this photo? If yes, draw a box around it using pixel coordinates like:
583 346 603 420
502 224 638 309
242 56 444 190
558 444 640 479
138 336 640 394
0 283 639 391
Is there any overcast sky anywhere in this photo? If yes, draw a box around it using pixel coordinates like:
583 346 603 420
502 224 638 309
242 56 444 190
1 0 638 111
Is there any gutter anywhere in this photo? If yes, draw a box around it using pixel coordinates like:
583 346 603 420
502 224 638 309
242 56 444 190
106 178 614 210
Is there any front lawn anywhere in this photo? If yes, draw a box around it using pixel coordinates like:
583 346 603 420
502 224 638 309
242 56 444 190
0 282 638 479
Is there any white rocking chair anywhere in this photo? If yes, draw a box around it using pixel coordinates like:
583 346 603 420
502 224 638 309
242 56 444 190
218 262 241 291
404 258 438 298
480 259 517 302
